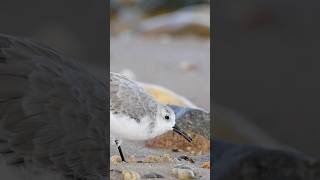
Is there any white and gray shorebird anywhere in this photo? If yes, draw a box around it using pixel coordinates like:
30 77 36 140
110 72 192 162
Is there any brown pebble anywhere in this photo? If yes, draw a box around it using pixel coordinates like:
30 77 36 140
201 161 210 169
180 61 198 71
177 155 195 163
171 167 195 180
122 170 141 180
111 155 122 164
144 155 161 163
160 153 173 163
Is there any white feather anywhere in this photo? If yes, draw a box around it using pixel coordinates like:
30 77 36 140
110 112 175 141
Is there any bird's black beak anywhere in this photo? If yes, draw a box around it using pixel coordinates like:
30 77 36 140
172 125 192 142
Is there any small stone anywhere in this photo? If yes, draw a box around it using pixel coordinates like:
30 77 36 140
111 155 122 164
160 153 173 163
180 61 198 71
201 161 210 169
142 172 165 178
144 155 161 163
177 155 195 163
128 155 137 163
122 170 141 180
171 167 195 180
174 164 192 170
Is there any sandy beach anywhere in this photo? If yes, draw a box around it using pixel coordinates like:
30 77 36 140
110 36 210 111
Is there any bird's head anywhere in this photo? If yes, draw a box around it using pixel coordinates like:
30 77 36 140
153 105 192 142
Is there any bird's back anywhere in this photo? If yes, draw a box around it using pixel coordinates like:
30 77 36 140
110 72 159 122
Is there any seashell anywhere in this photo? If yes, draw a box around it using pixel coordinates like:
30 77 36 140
171 166 195 180
144 155 161 163
122 170 141 180
111 155 122 164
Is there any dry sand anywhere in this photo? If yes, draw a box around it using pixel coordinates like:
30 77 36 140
110 140 210 179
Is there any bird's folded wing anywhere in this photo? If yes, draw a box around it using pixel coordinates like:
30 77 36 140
0 34 107 179
110 72 158 122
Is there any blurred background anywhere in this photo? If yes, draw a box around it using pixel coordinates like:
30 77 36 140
214 0 320 157
110 0 210 111
0 0 108 80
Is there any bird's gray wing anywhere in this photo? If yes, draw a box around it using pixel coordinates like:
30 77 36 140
0 34 107 180
110 72 158 122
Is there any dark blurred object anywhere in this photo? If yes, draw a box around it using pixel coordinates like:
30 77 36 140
0 0 107 67
214 139 320 180
214 0 320 156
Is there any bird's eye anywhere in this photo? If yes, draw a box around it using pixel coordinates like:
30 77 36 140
164 115 170 120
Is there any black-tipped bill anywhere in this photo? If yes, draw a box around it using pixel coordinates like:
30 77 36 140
172 125 192 142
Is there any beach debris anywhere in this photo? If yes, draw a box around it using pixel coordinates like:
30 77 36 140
144 155 162 163
142 154 176 163
142 172 165 178
180 61 198 71
159 153 174 163
201 161 210 169
145 130 209 155
122 170 141 180
171 165 196 180
111 155 123 164
175 164 192 170
177 155 195 163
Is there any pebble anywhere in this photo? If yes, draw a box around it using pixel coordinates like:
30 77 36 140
111 155 122 164
171 166 196 180
160 153 174 163
180 61 198 71
144 155 161 163
174 164 192 170
201 161 210 169
142 172 165 178
177 155 195 163
122 170 141 180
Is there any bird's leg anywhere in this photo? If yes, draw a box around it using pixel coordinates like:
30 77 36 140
115 139 126 162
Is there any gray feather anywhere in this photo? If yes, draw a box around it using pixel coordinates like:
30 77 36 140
0 34 107 180
110 72 159 122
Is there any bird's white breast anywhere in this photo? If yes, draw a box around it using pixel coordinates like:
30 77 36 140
110 113 156 141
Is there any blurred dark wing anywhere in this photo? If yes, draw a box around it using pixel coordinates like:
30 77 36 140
0 34 107 179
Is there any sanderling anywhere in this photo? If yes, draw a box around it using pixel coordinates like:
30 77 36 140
110 72 192 162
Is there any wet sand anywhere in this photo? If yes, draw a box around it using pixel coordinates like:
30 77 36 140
110 36 210 111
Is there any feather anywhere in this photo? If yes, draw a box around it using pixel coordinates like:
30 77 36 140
0 34 107 179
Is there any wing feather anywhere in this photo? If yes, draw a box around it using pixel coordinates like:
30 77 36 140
0 34 107 180
110 72 158 121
